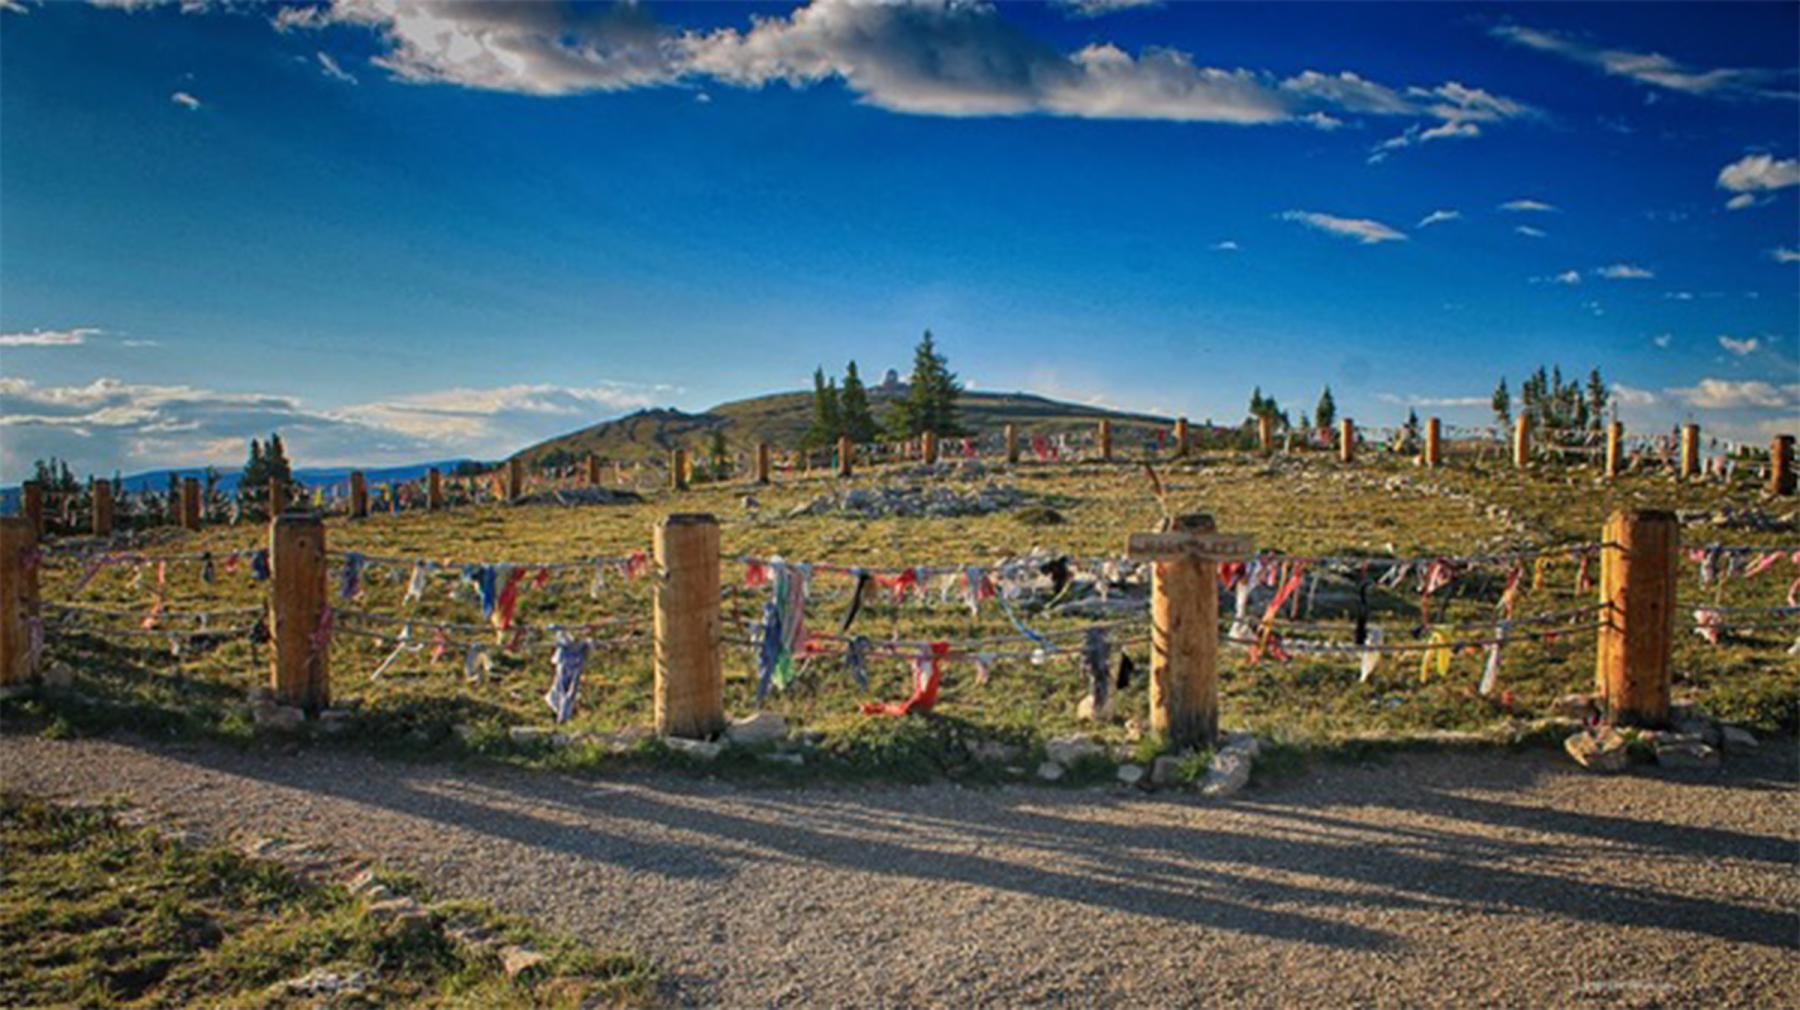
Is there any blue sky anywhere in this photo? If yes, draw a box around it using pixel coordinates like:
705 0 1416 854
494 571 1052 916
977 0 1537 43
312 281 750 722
1 0 1796 481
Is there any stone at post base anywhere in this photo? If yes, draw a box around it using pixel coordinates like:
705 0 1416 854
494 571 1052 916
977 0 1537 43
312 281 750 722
1564 728 1630 772
724 711 787 747
1200 749 1252 797
1654 740 1721 769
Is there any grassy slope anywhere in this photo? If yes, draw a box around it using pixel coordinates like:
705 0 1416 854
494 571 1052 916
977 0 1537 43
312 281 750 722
0 793 654 1008
514 387 1174 467
15 447 1796 786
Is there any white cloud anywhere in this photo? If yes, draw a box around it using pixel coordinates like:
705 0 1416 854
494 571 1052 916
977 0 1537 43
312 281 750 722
1278 210 1406 244
1375 393 1487 407
1666 378 1798 410
1209 240 1239 251
1652 333 1673 348
1548 270 1582 285
1491 24 1799 101
0 326 101 347
1717 153 1799 208
316 50 358 84
1514 225 1546 238
1417 209 1460 227
170 90 201 110
1500 198 1556 212
1596 262 1653 279
1664 291 1694 301
1717 335 1760 356
0 1 27 14
0 375 674 481
1611 383 1659 406
1054 0 1160 18
1770 245 1800 263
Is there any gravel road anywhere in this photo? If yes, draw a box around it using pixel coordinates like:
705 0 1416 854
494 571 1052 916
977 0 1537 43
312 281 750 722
3 733 1795 1008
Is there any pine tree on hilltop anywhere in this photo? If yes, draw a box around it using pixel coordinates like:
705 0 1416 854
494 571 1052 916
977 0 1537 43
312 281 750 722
1314 386 1336 434
839 360 879 443
1492 378 1511 428
888 330 966 437
804 367 842 449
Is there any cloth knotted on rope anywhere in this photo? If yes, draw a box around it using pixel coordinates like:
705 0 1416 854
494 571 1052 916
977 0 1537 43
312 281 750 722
250 549 270 582
339 551 366 600
404 561 429 605
861 641 950 716
841 569 871 632
544 634 590 724
1082 626 1112 718
754 560 809 702
370 622 420 680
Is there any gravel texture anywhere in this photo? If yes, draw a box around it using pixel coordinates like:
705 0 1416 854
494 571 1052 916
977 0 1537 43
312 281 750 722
3 733 1795 1008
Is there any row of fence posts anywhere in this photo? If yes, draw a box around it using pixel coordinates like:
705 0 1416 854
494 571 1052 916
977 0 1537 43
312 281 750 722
0 504 1706 745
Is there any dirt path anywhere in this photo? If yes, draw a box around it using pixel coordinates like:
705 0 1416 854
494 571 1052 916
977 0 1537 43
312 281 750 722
3 733 1795 1008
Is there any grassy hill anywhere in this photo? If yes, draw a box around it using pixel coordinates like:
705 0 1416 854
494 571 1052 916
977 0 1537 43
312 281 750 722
515 387 1175 466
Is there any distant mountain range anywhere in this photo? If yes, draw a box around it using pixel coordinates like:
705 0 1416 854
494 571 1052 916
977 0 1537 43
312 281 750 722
512 386 1176 466
0 460 474 509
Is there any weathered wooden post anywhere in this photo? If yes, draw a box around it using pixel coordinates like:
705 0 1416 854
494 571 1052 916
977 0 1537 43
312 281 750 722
180 477 202 531
1679 424 1700 480
1097 419 1113 461
1773 434 1796 495
1595 509 1676 726
268 476 287 517
670 449 688 490
1128 515 1247 750
1605 421 1624 480
585 453 601 487
349 471 368 518
20 482 42 541
1339 419 1355 463
1513 415 1531 469
427 467 444 509
1174 417 1190 458
837 435 854 478
1004 424 1020 464
0 516 39 686
755 443 771 484
653 513 724 739
1258 415 1274 455
270 512 329 712
506 458 523 501
1423 417 1441 468
922 430 939 465
92 479 113 537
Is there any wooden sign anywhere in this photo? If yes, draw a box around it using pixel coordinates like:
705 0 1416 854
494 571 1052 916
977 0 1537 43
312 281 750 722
1127 531 1254 562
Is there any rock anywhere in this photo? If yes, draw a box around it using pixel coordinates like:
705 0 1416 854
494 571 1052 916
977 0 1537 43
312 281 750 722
508 726 552 745
725 712 788 747
1035 761 1066 782
366 897 432 933
968 739 1023 764
1720 725 1759 751
277 967 368 997
663 736 724 761
1550 693 1597 721
1044 733 1104 767
1201 750 1252 798
500 945 548 979
1149 755 1184 788
251 703 305 732
1222 731 1262 759
1671 716 1721 748
1655 740 1721 770
1564 729 1630 773
1115 764 1146 787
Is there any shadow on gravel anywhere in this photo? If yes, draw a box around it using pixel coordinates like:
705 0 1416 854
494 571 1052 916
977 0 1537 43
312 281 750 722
139 739 1796 954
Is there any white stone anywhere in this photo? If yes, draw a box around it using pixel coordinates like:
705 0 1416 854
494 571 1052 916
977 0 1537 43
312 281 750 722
1721 725 1758 751
1222 731 1262 759
1149 755 1184 788
1655 741 1721 769
1036 760 1066 782
252 703 305 732
725 711 788 747
663 736 724 761
1115 764 1146 787
1201 750 1252 797
1044 733 1104 767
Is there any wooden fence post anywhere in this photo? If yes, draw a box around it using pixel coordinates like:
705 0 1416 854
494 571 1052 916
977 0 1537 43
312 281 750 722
1679 424 1700 479
269 477 287 517
1004 424 1020 464
585 453 601 487
756 443 771 484
1097 419 1112 461
1595 509 1676 727
837 435 854 478
1258 415 1274 455
0 516 39 686
180 477 201 531
670 449 688 490
1423 417 1441 468
92 480 113 537
653 513 724 739
350 471 368 518
270 512 328 713
922 431 939 465
1145 514 1219 748
1173 417 1190 458
1773 434 1796 495
21 482 42 541
1513 415 1531 470
427 468 444 510
506 458 523 501
1339 419 1355 463
1605 421 1624 480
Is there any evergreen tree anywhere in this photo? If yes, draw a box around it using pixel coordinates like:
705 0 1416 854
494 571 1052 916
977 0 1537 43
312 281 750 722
839 361 878 443
804 367 842 448
1585 368 1609 429
888 330 965 437
1313 386 1336 433
1492 378 1511 428
1404 408 1420 445
265 433 292 482
707 429 731 479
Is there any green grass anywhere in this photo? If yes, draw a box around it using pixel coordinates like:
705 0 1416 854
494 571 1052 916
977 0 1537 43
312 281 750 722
0 792 656 1008
19 447 1797 781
